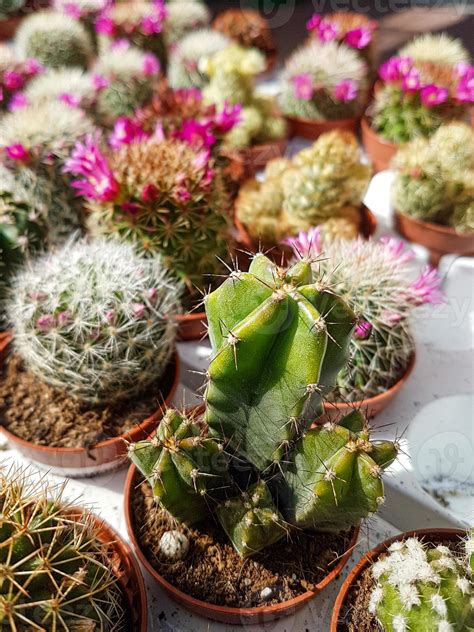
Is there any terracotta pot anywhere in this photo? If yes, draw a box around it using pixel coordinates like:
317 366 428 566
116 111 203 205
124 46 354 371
175 311 207 341
69 509 148 632
361 116 398 172
124 464 359 625
225 137 288 181
395 211 474 267
330 528 466 632
0 333 180 477
0 15 22 40
320 351 416 423
285 114 359 141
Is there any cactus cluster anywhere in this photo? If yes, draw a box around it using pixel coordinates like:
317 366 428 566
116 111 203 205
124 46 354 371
0 466 127 630
15 10 94 70
24 67 96 109
168 28 230 89
164 0 211 45
401 33 470 67
130 254 399 557
212 9 276 63
201 44 286 150
280 39 368 120
0 50 44 113
235 130 370 243
392 122 474 233
369 536 474 631
7 238 180 404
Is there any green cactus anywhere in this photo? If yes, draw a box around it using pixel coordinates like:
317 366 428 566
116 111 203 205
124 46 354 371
15 10 94 70
129 409 229 525
369 536 474 631
202 44 286 149
0 466 127 630
400 33 470 67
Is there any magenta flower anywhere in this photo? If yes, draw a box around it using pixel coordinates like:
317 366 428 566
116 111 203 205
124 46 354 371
142 53 160 76
0 86 3 102
401 68 421 92
154 121 165 141
455 62 474 81
63 2 82 18
36 315 55 331
292 73 314 101
111 38 130 51
193 148 211 172
109 117 147 148
5 144 29 161
8 92 28 111
148 287 158 301
92 73 110 90
354 319 372 340
58 311 72 325
333 79 357 102
213 102 241 133
121 201 140 215
95 14 115 36
141 183 158 202
420 84 448 107
64 134 120 202
455 77 474 103
284 227 322 260
59 92 81 108
380 236 414 266
317 19 337 43
381 310 403 325
177 119 215 149
345 26 372 49
379 56 413 82
409 266 443 305
306 14 321 31
3 70 24 91
24 58 43 75
105 309 115 323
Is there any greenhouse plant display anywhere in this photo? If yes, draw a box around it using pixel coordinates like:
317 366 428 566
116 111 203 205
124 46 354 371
285 229 443 417
0 238 180 475
280 39 369 140
124 253 399 624
0 465 148 631
331 528 473 631
392 122 474 265
235 130 373 252
201 43 287 178
212 8 276 72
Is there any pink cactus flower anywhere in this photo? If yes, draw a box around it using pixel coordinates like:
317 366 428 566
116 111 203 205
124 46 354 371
95 14 115 36
402 68 421 92
111 38 130 51
420 84 448 107
213 102 241 133
8 92 28 111
193 148 211 172
333 79 357 102
409 266 443 305
121 201 140 215
177 119 215 149
354 319 372 339
24 58 44 75
59 92 81 108
105 309 115 323
63 2 82 18
141 183 159 203
154 121 165 141
292 73 314 101
379 56 413 82
306 14 321 31
380 236 414 266
58 311 72 325
381 310 403 325
317 19 337 42
0 86 3 102
3 70 24 91
92 73 110 90
109 117 147 148
284 227 322 259
148 287 158 301
142 53 160 76
345 26 372 49
37 314 55 330
455 61 474 80
455 77 474 103
5 144 29 161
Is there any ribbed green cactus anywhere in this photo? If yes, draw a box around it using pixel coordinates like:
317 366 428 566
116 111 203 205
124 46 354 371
7 239 180 404
129 409 229 525
392 122 474 231
0 466 127 630
202 44 286 149
15 11 94 70
369 536 474 632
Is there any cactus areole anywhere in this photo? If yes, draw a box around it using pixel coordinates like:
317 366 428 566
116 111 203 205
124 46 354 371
130 254 399 559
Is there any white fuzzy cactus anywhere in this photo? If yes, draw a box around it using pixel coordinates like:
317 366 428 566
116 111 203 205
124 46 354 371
7 239 181 404
24 67 96 108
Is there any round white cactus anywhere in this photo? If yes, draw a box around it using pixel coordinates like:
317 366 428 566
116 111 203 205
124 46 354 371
159 530 189 560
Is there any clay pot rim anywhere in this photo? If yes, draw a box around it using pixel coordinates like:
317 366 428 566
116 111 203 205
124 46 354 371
284 113 360 126
394 210 474 240
361 115 398 150
323 350 416 413
329 527 467 632
0 332 180 455
175 310 206 324
124 462 360 620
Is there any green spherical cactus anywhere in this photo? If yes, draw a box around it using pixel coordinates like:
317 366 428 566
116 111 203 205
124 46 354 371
0 467 127 630
369 536 474 632
15 11 94 70
7 238 180 405
164 0 211 45
400 33 470 67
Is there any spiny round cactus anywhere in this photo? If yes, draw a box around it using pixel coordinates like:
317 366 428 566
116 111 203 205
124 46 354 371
24 67 96 108
15 10 94 70
212 9 275 61
168 28 230 89
165 0 211 45
0 466 127 630
369 536 474 631
392 122 474 231
280 39 368 120
7 238 180 404
0 0 25 17
400 33 470 67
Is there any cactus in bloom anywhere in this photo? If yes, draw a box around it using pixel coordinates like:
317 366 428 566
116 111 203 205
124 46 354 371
24 67 96 109
164 1 210 45
0 466 127 630
280 39 368 120
0 51 44 113
129 409 229 525
201 44 286 149
392 122 474 232
212 9 276 63
400 33 470 67
168 28 230 89
369 536 474 631
15 10 94 70
7 238 180 404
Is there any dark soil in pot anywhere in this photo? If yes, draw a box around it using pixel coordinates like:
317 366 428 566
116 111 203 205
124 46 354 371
131 475 354 609
336 535 464 632
0 353 176 449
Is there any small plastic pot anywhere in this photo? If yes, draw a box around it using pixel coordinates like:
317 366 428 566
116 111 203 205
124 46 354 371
0 333 180 477
361 116 398 172
124 463 360 625
285 114 359 141
330 527 466 632
225 137 288 181
394 211 474 267
320 351 416 423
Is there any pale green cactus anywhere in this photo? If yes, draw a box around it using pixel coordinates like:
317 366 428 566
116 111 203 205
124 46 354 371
400 33 470 67
24 67 96 108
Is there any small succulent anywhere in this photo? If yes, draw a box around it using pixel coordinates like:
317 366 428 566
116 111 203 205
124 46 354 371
168 27 230 89
369 536 474 631
285 230 443 401
0 52 43 112
0 466 127 630
15 10 94 70
212 9 276 62
201 43 287 149
235 130 370 243
400 33 470 67
24 67 96 109
53 0 108 52
8 238 180 404
392 122 474 233
64 134 232 298
164 0 211 45
280 39 368 120
130 254 398 557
